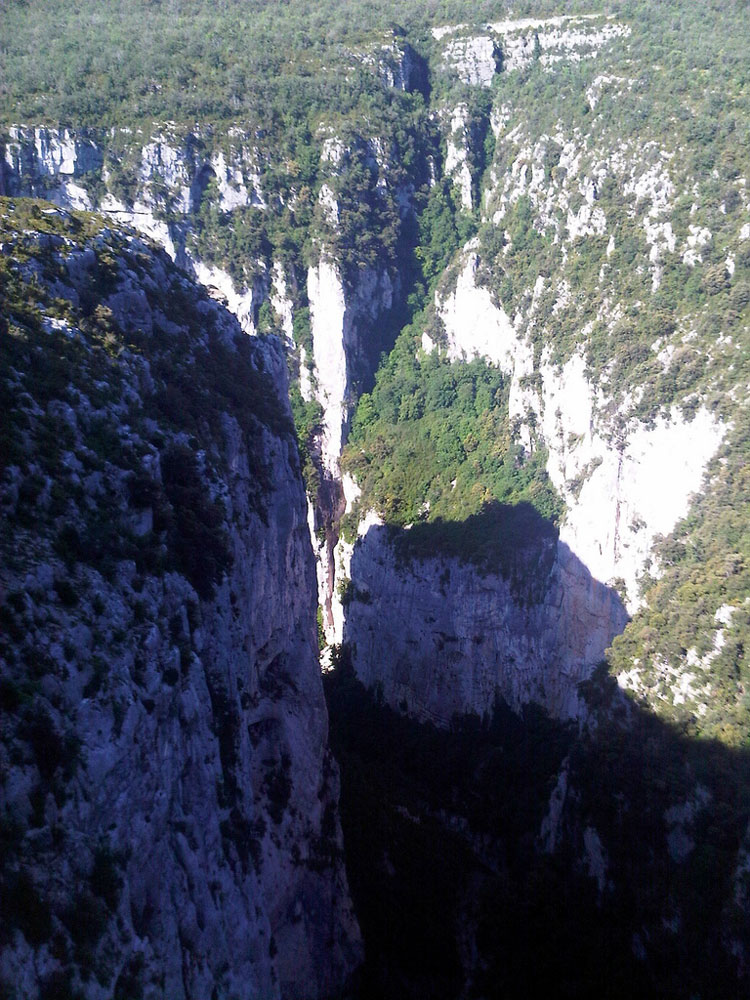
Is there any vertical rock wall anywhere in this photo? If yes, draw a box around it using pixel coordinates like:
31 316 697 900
0 212 361 998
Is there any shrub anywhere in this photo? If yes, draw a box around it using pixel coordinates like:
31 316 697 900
2 868 52 945
160 443 232 599
53 578 78 608
90 845 123 912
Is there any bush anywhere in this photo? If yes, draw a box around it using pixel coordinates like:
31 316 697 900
160 443 232 599
2 868 52 946
90 845 123 912
53 578 78 608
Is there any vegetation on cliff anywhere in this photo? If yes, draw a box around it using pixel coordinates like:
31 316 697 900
342 326 561 541
3 0 750 993
0 199 308 993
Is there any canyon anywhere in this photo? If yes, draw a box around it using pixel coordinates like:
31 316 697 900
2 3 750 996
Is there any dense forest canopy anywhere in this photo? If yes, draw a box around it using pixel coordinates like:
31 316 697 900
0 0 746 126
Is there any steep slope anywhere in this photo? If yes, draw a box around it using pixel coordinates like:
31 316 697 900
322 7 750 994
4 3 745 737
0 104 431 643
325 657 750 1000
344 517 627 721
2 2 750 996
0 199 360 999
335 3 749 740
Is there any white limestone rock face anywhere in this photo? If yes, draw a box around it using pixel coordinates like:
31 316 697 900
320 477 376 650
102 192 183 261
132 130 264 220
0 217 361 999
437 249 517 363
308 259 350 477
318 182 340 226
1 124 267 274
545 384 726 611
436 16 630 84
444 105 476 211
354 35 426 92
582 827 610 893
506 20 631 72
271 260 296 348
442 35 501 87
139 138 195 213
344 524 627 723
2 126 103 208
307 259 394 478
3 125 103 184
305 256 394 642
211 147 265 211
190 258 266 335
432 255 726 612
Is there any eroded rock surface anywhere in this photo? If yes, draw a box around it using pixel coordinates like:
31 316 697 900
0 203 360 999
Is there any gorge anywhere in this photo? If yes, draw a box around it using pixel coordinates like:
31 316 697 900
2 2 750 997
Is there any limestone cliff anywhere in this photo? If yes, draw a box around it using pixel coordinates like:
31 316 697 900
0 200 360 999
1 8 743 738
434 13 631 86
1 122 413 646
345 523 627 723
434 249 726 613
1 124 268 313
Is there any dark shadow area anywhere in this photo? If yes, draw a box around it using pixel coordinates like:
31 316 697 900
348 219 425 405
325 653 750 1000
345 117 462 406
387 500 558 579
189 161 216 215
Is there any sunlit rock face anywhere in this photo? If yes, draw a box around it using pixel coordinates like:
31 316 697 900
191 258 266 336
1 123 265 271
434 15 631 86
307 259 394 480
2 122 406 649
353 34 428 93
345 230 724 726
433 249 726 614
0 75 728 723
3 125 103 183
344 521 627 724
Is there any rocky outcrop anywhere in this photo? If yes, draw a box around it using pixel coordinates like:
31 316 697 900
353 33 427 93
306 258 395 641
1 124 266 274
434 250 726 612
0 121 414 650
440 35 501 87
191 258 267 336
307 260 394 479
434 15 631 86
344 523 627 723
443 105 477 212
0 26 730 731
0 202 360 999
2 125 103 192
539 371 725 612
